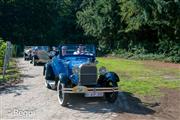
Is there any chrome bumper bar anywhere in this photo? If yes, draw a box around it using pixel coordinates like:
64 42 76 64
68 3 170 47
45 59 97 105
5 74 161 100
62 86 119 93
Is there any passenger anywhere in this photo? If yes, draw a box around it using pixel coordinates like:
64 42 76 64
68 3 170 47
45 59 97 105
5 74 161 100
53 46 59 55
73 45 86 55
61 46 67 56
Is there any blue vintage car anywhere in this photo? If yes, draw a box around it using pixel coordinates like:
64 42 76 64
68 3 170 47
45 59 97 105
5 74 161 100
43 44 119 106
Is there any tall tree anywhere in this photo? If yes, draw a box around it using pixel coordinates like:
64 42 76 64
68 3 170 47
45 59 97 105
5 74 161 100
0 0 87 45
0 0 59 45
119 0 180 54
77 0 123 50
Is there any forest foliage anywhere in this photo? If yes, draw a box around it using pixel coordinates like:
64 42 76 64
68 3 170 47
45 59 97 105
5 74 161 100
0 39 6 67
0 0 179 62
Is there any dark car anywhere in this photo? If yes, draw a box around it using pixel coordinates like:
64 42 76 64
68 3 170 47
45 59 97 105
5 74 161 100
31 46 49 66
43 44 120 106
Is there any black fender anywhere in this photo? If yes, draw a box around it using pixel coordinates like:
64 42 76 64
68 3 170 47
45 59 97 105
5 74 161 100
45 62 55 80
98 72 119 86
104 72 119 82
58 73 68 85
33 54 39 60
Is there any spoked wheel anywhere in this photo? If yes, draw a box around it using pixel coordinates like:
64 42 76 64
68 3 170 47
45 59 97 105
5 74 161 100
57 81 69 106
105 81 118 103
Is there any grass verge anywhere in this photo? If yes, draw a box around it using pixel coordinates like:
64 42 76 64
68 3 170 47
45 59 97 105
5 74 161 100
0 59 20 83
97 57 180 97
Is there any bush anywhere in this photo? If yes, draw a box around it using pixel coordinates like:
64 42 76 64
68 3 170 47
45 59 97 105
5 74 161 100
112 47 179 63
0 39 7 67
167 44 180 63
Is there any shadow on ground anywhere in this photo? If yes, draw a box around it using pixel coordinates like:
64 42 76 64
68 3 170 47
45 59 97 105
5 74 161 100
20 74 40 78
0 84 29 96
29 62 45 66
67 92 157 115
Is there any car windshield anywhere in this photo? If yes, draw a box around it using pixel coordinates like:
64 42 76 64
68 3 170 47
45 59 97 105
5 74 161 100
59 44 95 56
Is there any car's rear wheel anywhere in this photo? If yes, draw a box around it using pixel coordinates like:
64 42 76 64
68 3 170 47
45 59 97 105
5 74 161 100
105 81 118 103
33 57 37 66
57 81 69 106
24 53 27 61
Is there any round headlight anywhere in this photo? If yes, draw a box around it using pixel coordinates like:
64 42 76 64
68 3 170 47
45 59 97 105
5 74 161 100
72 66 79 74
99 66 107 75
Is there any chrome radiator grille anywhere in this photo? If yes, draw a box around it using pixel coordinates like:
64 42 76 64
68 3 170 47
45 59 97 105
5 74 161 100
79 64 97 85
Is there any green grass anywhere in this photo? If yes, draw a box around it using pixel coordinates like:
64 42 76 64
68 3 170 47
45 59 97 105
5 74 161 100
0 60 19 82
97 57 180 97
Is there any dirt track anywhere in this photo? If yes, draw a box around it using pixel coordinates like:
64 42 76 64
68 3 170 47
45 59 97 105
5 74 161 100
0 58 180 120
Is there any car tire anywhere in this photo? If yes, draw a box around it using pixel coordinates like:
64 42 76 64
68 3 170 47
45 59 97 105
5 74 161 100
57 81 69 106
105 81 118 103
33 57 37 66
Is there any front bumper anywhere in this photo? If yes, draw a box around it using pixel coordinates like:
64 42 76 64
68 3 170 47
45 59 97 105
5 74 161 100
62 86 119 93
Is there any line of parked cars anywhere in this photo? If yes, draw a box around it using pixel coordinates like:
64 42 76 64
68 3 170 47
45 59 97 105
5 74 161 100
24 46 50 65
24 44 120 106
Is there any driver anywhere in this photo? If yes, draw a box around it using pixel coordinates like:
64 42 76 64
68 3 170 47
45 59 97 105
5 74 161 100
61 46 67 56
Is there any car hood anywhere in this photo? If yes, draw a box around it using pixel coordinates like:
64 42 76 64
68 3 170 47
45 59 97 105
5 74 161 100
68 59 89 69
37 51 49 59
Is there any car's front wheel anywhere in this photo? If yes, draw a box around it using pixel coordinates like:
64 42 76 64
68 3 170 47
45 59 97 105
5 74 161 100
57 81 69 106
105 81 118 103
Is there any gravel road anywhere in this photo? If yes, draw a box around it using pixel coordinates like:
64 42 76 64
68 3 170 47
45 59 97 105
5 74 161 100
0 58 179 120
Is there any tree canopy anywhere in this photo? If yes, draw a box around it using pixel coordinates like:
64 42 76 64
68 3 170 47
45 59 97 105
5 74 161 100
0 0 179 61
0 0 87 45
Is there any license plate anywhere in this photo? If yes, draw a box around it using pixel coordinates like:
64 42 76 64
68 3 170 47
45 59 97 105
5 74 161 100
85 92 104 97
